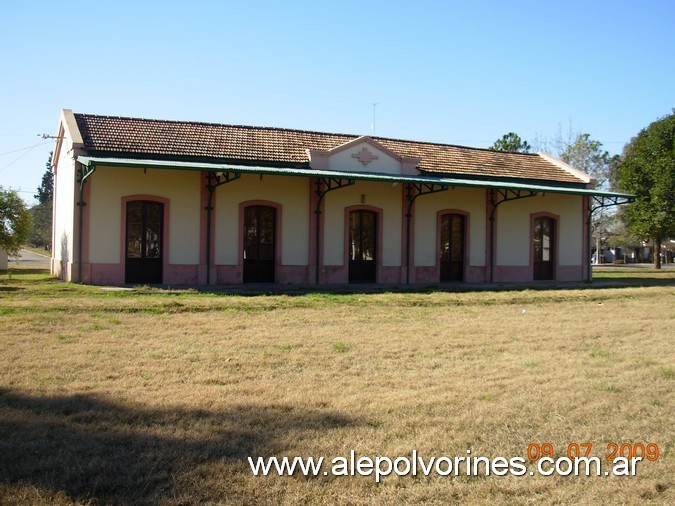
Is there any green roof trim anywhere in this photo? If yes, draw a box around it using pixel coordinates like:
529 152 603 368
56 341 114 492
77 156 635 199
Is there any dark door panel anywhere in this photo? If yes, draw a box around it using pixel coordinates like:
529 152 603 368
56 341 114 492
440 214 464 282
125 201 163 284
243 206 276 283
533 217 555 280
349 210 377 283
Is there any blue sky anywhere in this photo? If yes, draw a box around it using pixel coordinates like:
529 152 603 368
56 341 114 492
1 0 673 204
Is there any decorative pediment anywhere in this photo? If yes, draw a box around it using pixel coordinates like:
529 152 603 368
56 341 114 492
308 136 420 176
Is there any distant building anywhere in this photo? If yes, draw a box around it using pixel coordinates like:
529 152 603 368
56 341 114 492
50 109 632 286
0 248 7 270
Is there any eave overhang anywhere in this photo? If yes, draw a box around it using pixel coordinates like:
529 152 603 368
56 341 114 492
76 156 635 199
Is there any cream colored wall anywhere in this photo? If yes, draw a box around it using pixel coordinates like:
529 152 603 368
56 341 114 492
413 187 487 266
328 143 401 174
52 141 76 265
496 193 583 266
213 174 309 265
323 181 402 266
88 167 201 264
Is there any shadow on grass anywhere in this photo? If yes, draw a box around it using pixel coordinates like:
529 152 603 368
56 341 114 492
0 389 358 504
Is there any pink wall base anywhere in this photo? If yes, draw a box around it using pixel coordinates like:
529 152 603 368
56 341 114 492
217 265 241 284
411 265 486 284
493 266 531 282
164 265 198 285
276 265 311 284
493 265 584 283
557 265 583 281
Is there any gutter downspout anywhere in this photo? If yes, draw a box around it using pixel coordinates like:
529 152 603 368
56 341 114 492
76 162 96 283
586 198 593 282
205 188 215 285
405 189 413 285
314 186 323 286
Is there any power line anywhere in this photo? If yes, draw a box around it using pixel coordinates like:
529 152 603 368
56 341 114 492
0 141 52 172
0 140 52 157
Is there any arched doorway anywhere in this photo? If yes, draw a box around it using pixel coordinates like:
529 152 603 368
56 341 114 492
243 205 276 283
125 200 163 284
533 216 555 280
348 209 377 283
440 213 465 282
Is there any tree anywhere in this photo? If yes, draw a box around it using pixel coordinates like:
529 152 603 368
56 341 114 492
0 187 31 257
554 132 622 262
559 133 617 189
28 153 54 250
35 153 54 205
617 111 675 269
490 132 531 153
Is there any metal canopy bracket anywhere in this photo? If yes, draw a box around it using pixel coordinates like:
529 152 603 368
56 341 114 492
205 171 241 285
406 183 448 214
315 177 355 199
490 188 538 210
590 195 634 215
206 171 240 195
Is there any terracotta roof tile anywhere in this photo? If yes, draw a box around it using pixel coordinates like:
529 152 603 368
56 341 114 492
74 113 587 184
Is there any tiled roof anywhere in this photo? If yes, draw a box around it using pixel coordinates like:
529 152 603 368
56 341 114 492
73 113 587 184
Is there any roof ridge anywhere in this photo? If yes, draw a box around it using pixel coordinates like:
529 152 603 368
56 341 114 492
373 135 541 156
74 112 360 139
74 112 541 155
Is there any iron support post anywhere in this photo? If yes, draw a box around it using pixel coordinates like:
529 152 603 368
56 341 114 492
204 171 240 285
405 183 448 284
314 177 355 284
488 189 538 283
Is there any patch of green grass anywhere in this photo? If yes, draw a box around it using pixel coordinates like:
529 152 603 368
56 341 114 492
631 357 658 369
599 383 624 393
659 367 674 379
524 359 537 368
332 341 351 352
56 334 76 343
589 347 613 359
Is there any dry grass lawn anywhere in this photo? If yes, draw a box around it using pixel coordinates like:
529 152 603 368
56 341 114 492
0 268 673 504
